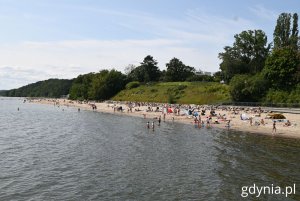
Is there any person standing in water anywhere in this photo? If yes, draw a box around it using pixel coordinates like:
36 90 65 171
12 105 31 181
226 120 231 130
272 121 276 135
147 122 150 129
206 117 210 128
158 116 161 126
152 122 155 131
198 120 201 128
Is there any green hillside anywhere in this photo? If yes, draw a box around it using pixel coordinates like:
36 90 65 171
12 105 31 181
112 82 230 105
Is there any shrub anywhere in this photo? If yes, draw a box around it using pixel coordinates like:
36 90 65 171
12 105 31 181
264 89 289 103
168 94 176 104
126 81 140 89
176 85 187 91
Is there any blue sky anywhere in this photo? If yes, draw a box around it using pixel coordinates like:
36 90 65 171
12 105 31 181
0 0 299 89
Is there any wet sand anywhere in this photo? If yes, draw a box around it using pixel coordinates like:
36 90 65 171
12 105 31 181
29 98 300 139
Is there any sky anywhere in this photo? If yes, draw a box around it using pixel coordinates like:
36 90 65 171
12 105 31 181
0 0 299 89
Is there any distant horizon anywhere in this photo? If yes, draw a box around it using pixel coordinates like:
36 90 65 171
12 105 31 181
0 0 299 89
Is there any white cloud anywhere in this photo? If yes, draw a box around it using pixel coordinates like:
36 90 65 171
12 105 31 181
0 7 263 89
249 5 278 21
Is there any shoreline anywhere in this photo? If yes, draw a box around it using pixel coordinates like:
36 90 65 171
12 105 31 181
27 98 300 139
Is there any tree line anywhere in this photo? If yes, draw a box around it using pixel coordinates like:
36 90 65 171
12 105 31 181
1 55 217 99
69 55 218 100
219 12 300 104
0 79 73 98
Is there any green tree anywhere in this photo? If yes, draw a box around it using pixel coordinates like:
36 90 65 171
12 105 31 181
88 70 109 100
124 64 136 75
127 55 161 82
219 30 270 81
127 65 145 82
213 71 224 82
263 47 300 90
69 73 94 100
274 13 299 50
229 75 249 101
140 55 161 82
165 57 195 81
291 13 299 50
229 74 268 102
88 70 127 100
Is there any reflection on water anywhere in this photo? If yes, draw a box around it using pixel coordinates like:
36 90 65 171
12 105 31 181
0 98 299 200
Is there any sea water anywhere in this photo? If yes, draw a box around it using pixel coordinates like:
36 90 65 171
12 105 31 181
0 97 299 200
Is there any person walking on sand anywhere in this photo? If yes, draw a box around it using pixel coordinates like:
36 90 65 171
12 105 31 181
272 121 276 135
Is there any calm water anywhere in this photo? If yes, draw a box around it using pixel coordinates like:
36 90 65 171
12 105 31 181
0 98 299 201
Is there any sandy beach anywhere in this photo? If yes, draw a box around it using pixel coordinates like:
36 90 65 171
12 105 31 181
28 98 300 139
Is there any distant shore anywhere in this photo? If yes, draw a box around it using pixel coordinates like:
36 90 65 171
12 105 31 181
28 98 300 139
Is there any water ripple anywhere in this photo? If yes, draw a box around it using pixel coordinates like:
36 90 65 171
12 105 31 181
0 98 299 200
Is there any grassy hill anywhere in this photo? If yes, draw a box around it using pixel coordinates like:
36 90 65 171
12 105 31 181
112 82 231 105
